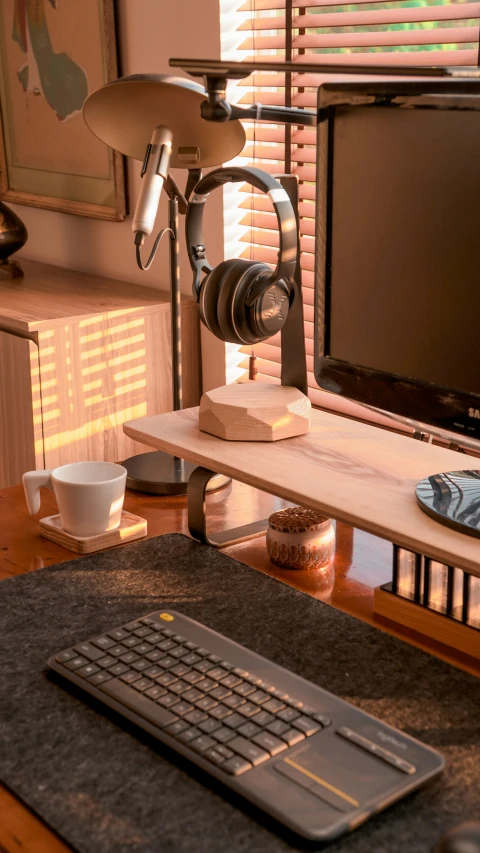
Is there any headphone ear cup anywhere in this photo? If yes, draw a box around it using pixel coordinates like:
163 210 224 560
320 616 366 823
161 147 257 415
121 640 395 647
216 259 261 344
198 260 236 340
231 264 274 345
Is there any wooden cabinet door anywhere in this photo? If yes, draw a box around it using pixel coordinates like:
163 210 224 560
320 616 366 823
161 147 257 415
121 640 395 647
0 331 44 487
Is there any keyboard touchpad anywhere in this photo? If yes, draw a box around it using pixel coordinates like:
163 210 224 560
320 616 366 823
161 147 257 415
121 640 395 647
275 736 405 813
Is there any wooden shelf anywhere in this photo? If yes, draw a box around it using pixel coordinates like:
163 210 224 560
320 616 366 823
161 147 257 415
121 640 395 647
124 406 480 577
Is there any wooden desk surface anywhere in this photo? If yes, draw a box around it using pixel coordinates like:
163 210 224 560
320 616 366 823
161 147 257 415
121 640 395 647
1 482 479 853
124 406 480 576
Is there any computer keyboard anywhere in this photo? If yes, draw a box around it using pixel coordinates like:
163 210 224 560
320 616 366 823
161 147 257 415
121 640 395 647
49 609 444 842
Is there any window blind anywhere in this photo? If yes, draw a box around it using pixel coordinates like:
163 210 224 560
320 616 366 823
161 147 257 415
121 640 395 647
224 0 479 407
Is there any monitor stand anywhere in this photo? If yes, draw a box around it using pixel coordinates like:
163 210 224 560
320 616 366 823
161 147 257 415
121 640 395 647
416 470 480 538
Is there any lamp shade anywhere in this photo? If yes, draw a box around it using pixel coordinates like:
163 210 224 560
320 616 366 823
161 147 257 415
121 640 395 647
83 74 245 168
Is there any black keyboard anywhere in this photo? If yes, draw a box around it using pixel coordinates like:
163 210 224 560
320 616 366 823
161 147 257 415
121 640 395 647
49 609 444 842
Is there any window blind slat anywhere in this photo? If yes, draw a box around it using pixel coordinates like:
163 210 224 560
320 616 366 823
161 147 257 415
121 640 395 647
240 27 478 48
240 4 480 30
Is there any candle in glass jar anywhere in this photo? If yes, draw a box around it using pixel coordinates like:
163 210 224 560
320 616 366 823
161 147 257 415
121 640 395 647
266 507 335 570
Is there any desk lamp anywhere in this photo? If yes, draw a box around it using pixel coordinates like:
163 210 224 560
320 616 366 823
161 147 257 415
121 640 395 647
83 75 245 494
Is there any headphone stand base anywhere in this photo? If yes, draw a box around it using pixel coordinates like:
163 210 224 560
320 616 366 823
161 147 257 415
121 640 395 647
123 450 230 495
199 382 311 442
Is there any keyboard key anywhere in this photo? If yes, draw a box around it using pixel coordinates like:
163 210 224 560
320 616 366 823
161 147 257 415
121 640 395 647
281 729 305 747
224 694 246 710
178 726 202 744
158 639 177 652
245 674 262 686
196 678 216 693
159 656 176 669
134 626 153 638
208 654 222 664
207 667 228 682
277 707 301 724
254 711 275 728
224 712 246 730
91 636 115 650
182 688 204 703
171 663 190 677
249 690 270 705
263 698 285 714
133 678 154 692
87 670 113 685
195 696 218 712
213 727 236 744
165 720 190 737
258 681 275 694
97 656 116 669
144 685 167 700
124 620 143 631
107 628 128 641
170 646 189 659
215 745 234 762
190 736 217 754
56 649 77 663
135 643 151 655
131 659 150 672
99 678 178 729
173 635 187 644
266 719 290 737
285 697 303 709
108 645 126 658
140 617 156 626
237 702 260 719
221 675 242 689
156 672 178 687
169 680 190 695
204 748 227 765
183 653 201 666
122 636 142 648
219 661 235 671
198 718 222 734
108 663 130 677
174 702 194 716
184 641 197 650
184 709 208 726
158 693 180 708
64 655 89 670
233 668 249 678
183 671 204 685
120 651 140 665
145 634 162 645
77 663 101 678
210 686 232 701
252 732 287 756
209 704 233 721
234 683 256 698
161 628 175 638
237 722 261 739
222 756 252 776
196 648 210 657
121 671 142 685
228 737 269 767
313 714 331 728
144 666 164 680
73 643 104 662
193 660 215 674
145 649 164 662
292 717 322 737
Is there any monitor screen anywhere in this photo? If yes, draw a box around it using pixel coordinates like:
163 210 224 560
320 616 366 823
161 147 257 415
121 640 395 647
315 82 480 440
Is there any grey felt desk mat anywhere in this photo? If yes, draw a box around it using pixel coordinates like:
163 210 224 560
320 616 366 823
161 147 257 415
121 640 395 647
1 533 479 853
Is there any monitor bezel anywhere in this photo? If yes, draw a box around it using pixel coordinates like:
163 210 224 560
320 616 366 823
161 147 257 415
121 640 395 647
314 80 480 441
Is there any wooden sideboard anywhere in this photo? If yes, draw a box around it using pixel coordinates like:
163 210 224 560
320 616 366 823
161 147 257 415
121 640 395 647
0 260 201 487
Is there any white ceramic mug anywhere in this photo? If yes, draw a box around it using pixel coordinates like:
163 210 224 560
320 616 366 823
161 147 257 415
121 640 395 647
23 461 127 538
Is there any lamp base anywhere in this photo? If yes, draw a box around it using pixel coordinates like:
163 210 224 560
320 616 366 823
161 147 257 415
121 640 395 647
123 450 230 495
0 260 24 280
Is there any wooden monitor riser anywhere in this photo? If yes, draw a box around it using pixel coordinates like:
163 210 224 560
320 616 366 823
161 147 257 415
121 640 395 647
123 406 480 577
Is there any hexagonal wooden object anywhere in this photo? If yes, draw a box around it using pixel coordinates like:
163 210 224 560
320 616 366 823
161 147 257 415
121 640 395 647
198 383 311 441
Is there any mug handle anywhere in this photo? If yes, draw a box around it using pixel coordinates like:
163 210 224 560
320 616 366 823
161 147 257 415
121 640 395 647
22 470 53 516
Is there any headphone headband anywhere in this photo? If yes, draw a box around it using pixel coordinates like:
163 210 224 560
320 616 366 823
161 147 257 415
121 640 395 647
186 166 298 297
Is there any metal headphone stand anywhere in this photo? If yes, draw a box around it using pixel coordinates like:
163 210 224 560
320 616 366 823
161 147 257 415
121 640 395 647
187 174 309 546
123 171 229 495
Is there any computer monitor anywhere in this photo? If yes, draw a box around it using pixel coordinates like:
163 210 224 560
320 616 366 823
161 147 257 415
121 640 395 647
314 79 480 442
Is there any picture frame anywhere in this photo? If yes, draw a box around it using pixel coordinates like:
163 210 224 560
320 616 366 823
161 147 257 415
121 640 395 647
0 0 126 221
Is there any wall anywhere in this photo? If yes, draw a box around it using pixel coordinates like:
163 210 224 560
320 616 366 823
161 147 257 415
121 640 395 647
13 0 226 390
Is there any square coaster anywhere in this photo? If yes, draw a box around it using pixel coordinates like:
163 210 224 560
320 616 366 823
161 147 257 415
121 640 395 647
39 511 147 554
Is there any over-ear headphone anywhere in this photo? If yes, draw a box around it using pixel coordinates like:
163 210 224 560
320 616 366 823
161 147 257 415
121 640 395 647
186 166 298 346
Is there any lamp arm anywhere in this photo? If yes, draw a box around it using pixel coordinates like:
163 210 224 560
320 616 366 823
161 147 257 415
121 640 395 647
200 94 316 127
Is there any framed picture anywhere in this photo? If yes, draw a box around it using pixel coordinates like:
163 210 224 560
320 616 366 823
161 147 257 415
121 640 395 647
0 0 126 220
